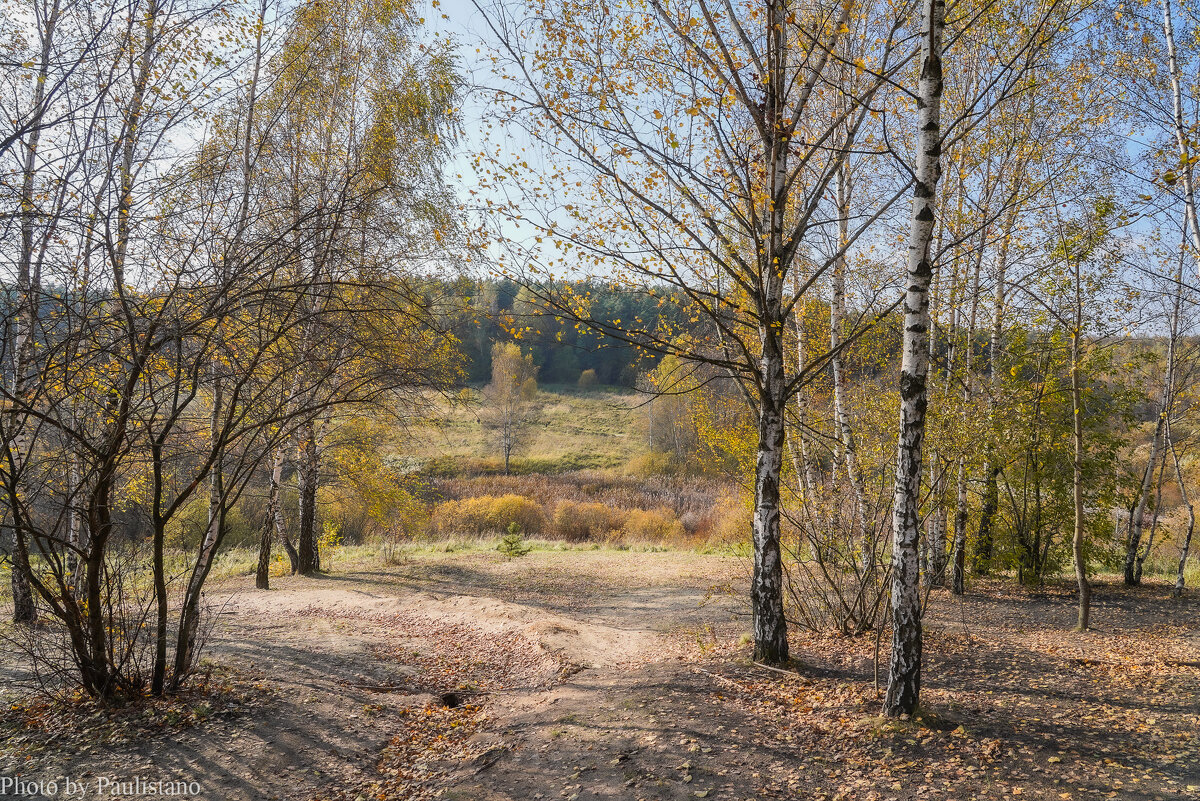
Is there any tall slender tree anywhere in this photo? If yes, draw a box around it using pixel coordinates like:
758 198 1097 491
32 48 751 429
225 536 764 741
885 0 944 718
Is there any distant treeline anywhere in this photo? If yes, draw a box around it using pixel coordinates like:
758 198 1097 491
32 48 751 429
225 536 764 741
445 278 694 386
440 280 1181 408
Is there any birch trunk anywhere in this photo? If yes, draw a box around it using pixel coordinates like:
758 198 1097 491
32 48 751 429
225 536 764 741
933 492 948 585
1129 232 1183 584
949 457 967 591
748 0 791 667
1125 417 1164 585
7 0 62 626
830 167 870 539
752 377 789 664
205 369 225 572
1164 0 1200 269
175 382 227 683
1070 261 1090 631
172 501 224 685
297 424 321 575
944 222 983 587
502 403 514 475
9 544 36 626
791 309 819 501
256 447 286 590
1171 425 1194 596
67 452 81 583
1135 448 1167 584
885 0 944 718
950 221 979 597
282 527 299 574
975 206 1017 574
924 459 946 588
151 441 169 695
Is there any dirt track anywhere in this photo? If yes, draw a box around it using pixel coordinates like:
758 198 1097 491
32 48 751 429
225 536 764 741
0 550 748 801
3 551 1200 801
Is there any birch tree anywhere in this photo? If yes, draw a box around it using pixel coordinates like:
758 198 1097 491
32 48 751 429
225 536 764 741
1041 198 1129 630
885 0 944 718
1109 0 1200 587
883 0 1099 712
260 0 461 575
475 0 924 666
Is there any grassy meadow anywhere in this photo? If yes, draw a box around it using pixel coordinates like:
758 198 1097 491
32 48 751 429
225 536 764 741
394 384 651 475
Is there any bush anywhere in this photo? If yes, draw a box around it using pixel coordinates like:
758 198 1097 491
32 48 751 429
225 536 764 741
488 494 547 534
554 500 626 542
578 368 597 389
622 507 686 544
167 496 259 551
520 376 539 400
625 451 680 477
430 494 547 537
430 496 489 536
704 495 750 547
317 432 429 544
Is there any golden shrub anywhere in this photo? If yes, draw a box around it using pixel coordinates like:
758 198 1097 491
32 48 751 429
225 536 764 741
487 494 548 534
553 500 626 541
622 507 686 544
430 494 547 537
624 451 680 477
704 495 750 547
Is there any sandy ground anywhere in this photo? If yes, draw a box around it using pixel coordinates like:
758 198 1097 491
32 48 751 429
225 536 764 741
0 550 746 801
2 551 1200 801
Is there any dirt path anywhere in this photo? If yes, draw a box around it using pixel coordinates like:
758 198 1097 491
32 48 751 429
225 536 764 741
3 552 1200 801
0 550 746 801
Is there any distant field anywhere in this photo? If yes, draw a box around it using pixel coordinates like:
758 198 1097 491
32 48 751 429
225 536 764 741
395 384 649 474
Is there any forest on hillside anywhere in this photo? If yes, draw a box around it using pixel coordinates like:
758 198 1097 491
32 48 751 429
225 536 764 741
3 0 1200 798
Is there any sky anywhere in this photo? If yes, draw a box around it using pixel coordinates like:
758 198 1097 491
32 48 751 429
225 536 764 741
429 0 544 267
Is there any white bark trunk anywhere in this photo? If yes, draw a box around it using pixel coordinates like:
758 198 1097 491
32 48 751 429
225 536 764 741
830 166 871 551
945 221 983 586
1070 250 1090 631
885 0 944 718
791 310 820 500
1135 448 1168 583
1125 418 1163 584
1171 425 1194 596
297 423 321 574
256 447 285 590
749 0 791 666
1164 0 1200 273
976 205 1019 576
950 457 967 591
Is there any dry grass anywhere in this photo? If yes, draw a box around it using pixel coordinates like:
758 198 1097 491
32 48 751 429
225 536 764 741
433 470 729 520
391 385 648 473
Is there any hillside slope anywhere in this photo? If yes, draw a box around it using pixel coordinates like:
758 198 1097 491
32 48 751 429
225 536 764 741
399 386 649 474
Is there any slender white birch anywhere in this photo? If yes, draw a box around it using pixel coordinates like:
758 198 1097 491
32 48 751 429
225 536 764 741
1163 0 1200 270
885 0 944 718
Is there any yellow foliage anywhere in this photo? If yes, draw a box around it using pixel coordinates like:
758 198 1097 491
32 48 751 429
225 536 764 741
621 507 685 544
319 424 429 542
553 500 625 541
625 451 679 477
704 494 751 548
430 494 547 536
